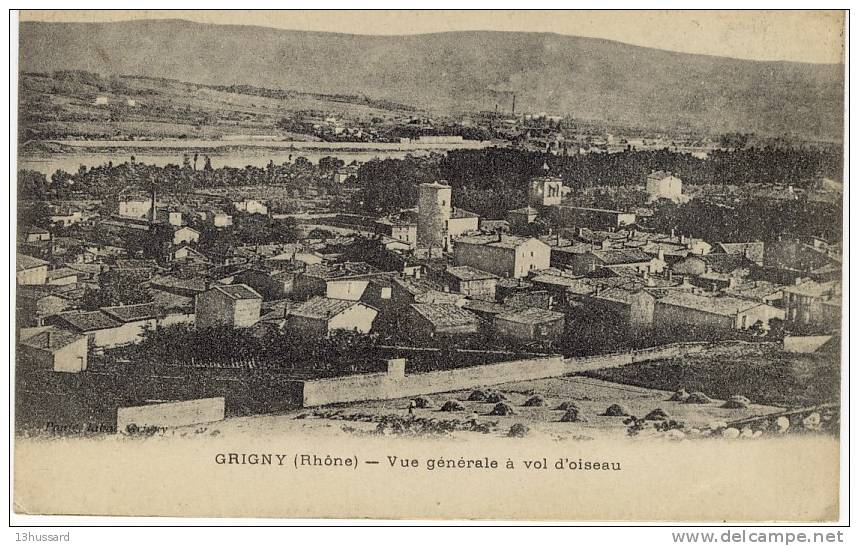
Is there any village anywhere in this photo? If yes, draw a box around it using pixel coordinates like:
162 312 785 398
15 139 843 441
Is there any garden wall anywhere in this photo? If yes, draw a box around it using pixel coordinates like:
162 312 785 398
116 397 225 433
299 340 770 407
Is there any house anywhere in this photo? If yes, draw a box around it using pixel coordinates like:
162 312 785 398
724 280 784 307
763 240 842 282
173 226 201 245
556 206 637 229
20 225 50 243
235 266 301 301
453 235 550 278
442 266 498 301
118 198 153 219
447 208 481 237
293 262 381 300
374 217 417 248
17 253 49 285
49 209 83 227
713 241 765 266
646 171 684 203
195 284 262 329
51 305 158 351
16 286 73 327
782 279 841 330
18 328 88 373
171 245 209 263
286 296 378 335
405 303 480 337
233 199 268 215
493 307 565 342
507 207 540 232
672 254 755 290
654 292 785 331
46 267 80 286
567 248 663 276
209 211 234 228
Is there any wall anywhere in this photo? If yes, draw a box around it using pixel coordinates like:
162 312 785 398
328 304 378 333
233 297 261 328
17 266 48 286
194 290 231 329
298 341 757 407
453 243 515 278
116 397 225 433
783 335 834 353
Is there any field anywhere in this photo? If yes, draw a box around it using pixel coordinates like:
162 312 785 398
177 375 783 442
581 346 840 409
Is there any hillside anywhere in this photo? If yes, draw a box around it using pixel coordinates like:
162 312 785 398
19 19 844 140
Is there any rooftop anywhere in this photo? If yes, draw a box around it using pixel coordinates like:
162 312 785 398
591 248 653 265
56 310 121 332
17 253 49 271
101 302 162 322
446 265 498 282
496 306 565 325
410 303 479 329
289 296 360 320
19 329 85 351
455 234 542 250
658 292 762 317
211 283 263 300
783 280 840 298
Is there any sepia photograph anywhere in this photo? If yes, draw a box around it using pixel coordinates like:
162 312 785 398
10 9 847 524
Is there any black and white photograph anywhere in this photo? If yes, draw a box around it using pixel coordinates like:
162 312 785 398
10 9 847 523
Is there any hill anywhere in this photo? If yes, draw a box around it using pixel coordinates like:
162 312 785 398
19 19 844 140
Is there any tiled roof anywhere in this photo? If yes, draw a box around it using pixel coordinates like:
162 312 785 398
410 303 479 328
451 208 479 219
211 283 262 300
101 302 161 322
454 235 541 250
289 296 360 320
783 280 839 298
462 299 511 315
446 265 498 282
590 248 652 265
17 253 49 271
47 267 80 280
658 292 762 316
496 306 565 324
57 310 121 332
19 329 84 351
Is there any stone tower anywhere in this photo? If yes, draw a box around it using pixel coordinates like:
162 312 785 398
528 176 563 207
417 181 452 249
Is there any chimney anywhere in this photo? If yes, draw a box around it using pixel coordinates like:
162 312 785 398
794 277 802 285
45 331 52 348
578 227 585 238
729 277 739 289
657 248 665 263
667 269 674 283
150 188 157 223
671 227 676 238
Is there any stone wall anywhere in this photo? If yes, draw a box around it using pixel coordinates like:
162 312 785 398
116 397 225 433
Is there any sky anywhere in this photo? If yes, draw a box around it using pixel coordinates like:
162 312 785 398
20 9 845 64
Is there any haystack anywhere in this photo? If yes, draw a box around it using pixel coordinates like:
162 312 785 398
556 401 579 411
559 408 581 422
467 389 489 402
508 423 530 437
440 400 465 412
485 391 507 403
684 391 713 404
721 395 751 409
489 402 516 416
412 396 432 409
644 408 670 421
668 389 690 402
603 403 630 417
523 395 547 407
